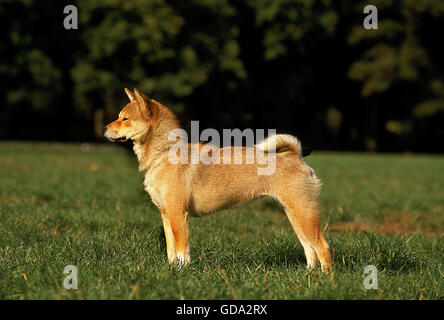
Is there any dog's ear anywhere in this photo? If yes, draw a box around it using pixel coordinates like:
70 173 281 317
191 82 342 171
124 88 135 101
133 88 150 118
133 88 159 120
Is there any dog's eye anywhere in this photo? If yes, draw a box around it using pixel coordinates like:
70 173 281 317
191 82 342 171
122 117 128 121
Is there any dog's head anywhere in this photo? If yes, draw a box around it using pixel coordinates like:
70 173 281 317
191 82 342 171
103 88 158 142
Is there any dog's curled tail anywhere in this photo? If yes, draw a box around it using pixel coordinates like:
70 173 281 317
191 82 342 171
255 134 302 155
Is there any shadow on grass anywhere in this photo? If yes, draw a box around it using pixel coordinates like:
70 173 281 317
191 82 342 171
257 246 307 269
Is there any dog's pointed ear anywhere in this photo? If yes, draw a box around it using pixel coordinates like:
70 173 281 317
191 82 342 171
124 88 135 101
133 88 152 119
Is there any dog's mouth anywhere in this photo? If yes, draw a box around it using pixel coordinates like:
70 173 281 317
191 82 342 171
109 136 128 142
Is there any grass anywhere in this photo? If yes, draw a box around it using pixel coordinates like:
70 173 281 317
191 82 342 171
0 141 442 299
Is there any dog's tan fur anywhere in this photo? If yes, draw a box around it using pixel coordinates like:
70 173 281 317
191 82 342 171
104 88 331 270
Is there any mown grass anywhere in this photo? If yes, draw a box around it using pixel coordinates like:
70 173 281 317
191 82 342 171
0 142 442 299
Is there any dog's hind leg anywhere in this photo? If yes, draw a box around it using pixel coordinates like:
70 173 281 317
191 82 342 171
283 208 319 268
278 195 331 271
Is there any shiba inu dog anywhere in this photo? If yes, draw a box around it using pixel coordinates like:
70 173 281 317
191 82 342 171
103 88 331 270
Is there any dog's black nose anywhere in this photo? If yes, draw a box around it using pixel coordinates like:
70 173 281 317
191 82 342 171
102 127 107 134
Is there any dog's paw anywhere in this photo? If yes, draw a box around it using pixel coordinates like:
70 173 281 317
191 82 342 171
169 254 191 270
175 254 191 270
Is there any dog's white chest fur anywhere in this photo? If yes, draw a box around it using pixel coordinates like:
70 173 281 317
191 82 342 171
143 173 163 208
142 157 167 209
133 142 165 208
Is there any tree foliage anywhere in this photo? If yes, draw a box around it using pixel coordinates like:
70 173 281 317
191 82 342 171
0 0 442 151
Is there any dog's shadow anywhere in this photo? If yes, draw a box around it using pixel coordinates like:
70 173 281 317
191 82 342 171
252 245 307 269
157 226 307 269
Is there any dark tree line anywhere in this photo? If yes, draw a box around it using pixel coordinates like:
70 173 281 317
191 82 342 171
0 0 443 152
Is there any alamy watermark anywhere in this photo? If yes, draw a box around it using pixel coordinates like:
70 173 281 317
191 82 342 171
63 265 78 289
63 5 78 30
167 122 277 175
363 265 378 289
363 5 378 30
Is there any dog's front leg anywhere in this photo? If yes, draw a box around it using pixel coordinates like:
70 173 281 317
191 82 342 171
160 209 177 264
167 209 190 268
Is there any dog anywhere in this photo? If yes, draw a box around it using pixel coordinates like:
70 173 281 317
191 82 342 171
103 88 331 270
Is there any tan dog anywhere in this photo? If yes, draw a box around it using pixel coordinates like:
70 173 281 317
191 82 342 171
103 88 331 270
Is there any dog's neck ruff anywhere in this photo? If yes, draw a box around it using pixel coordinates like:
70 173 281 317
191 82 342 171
133 133 170 172
132 105 181 172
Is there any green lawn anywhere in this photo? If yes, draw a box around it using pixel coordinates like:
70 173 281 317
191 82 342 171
0 142 442 299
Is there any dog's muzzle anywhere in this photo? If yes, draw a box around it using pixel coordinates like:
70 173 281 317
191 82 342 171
103 127 127 142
